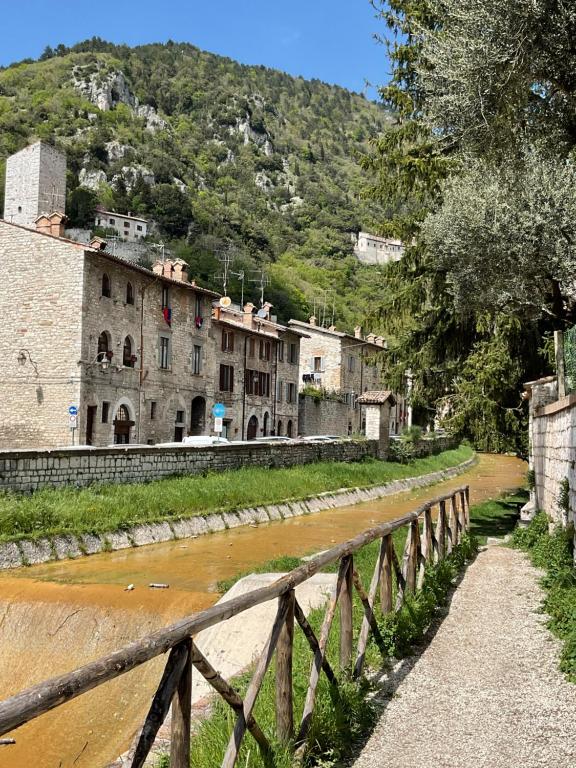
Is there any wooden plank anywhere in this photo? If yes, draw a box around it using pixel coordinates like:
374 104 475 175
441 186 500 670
188 641 270 757
171 639 192 768
406 521 419 594
380 534 393 615
129 641 189 768
446 497 454 554
352 567 386 679
276 590 295 744
417 509 432 590
221 593 290 768
465 486 471 530
436 500 446 561
459 490 468 530
293 601 337 686
296 560 347 754
339 555 354 672
0 488 470 738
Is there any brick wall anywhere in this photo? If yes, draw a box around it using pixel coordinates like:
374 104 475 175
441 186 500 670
0 439 380 493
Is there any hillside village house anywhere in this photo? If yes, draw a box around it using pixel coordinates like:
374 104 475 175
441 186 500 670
352 231 405 266
95 207 149 242
289 318 407 436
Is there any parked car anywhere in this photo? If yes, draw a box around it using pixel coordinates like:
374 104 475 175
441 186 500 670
299 435 341 443
253 436 294 444
182 435 230 446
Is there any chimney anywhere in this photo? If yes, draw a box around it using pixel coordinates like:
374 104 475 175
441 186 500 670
35 215 51 235
366 333 376 344
35 212 66 238
262 301 273 320
172 259 189 283
309 315 317 326
375 335 385 348
163 260 174 279
243 302 255 326
90 236 107 251
152 260 164 276
354 326 362 339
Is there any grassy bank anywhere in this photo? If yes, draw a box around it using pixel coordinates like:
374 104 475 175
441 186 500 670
512 513 576 682
0 446 473 542
172 530 477 768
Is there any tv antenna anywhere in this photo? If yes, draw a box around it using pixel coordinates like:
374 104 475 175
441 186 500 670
249 268 271 308
214 245 236 297
150 241 168 262
230 268 246 306
312 290 335 327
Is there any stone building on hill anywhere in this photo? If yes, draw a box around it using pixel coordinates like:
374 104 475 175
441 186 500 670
352 231 404 266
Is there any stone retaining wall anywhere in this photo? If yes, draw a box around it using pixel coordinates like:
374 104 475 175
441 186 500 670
0 440 379 493
0 455 476 570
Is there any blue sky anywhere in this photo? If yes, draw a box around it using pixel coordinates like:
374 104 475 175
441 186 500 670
0 0 391 98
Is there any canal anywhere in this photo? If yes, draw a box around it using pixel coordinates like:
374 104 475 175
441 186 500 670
0 453 525 767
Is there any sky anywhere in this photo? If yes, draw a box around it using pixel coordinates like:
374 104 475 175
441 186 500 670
0 0 391 98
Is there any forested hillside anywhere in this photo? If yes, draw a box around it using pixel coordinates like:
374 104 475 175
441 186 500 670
0 39 392 326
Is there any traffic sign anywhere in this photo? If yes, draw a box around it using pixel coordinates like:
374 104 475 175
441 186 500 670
69 415 78 429
212 403 226 419
68 405 78 416
214 417 223 433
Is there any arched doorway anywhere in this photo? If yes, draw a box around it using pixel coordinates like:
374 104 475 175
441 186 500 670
190 396 206 436
286 420 293 438
113 404 134 444
263 412 269 436
247 415 258 440
277 421 283 436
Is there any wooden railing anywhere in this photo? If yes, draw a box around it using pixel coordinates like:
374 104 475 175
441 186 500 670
0 485 470 767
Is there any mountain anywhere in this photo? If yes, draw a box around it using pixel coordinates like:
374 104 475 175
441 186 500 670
0 39 392 326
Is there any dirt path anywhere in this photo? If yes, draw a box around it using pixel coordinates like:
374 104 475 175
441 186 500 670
352 545 576 768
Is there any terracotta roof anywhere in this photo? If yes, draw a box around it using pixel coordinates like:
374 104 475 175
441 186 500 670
356 390 396 405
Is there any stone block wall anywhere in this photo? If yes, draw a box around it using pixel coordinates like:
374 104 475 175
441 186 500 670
530 393 576 526
298 395 355 436
0 439 380 493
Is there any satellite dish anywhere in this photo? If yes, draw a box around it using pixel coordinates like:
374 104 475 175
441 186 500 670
256 308 268 318
219 296 232 308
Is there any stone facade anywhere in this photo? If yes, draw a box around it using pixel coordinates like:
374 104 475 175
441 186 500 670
0 439 379 493
525 377 576 527
298 396 353 437
3 142 66 227
94 208 148 242
352 231 405 266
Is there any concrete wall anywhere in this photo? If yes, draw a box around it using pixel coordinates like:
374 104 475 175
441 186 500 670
529 389 576 527
0 439 379 493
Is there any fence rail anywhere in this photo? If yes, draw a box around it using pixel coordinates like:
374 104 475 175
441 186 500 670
0 485 470 767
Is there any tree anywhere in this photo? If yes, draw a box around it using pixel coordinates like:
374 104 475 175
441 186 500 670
67 187 98 228
150 184 191 238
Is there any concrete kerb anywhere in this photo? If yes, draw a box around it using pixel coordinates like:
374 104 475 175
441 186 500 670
0 455 477 570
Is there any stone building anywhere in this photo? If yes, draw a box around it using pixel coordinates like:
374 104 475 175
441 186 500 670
212 302 306 440
352 231 404 266
95 207 148 242
3 141 66 228
289 318 406 436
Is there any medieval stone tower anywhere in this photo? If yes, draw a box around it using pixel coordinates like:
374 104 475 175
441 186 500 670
3 141 66 228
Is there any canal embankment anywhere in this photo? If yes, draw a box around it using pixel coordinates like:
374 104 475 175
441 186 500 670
0 447 474 569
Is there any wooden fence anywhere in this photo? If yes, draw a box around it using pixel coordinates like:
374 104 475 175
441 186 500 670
0 485 470 767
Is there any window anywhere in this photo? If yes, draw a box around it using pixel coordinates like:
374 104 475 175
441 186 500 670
313 356 323 372
259 372 270 397
286 420 293 438
219 364 234 392
248 338 256 358
348 355 356 373
277 421 283 436
124 221 130 229
176 410 184 423
286 383 296 403
136 225 143 232
150 401 157 420
246 370 270 397
97 331 110 359
161 286 170 310
101 401 110 423
192 344 202 375
123 337 135 367
289 343 298 364
259 340 271 361
277 341 284 362
222 329 234 352
195 294 202 318
174 411 185 442
109 218 115 225
101 273 111 298
159 335 171 369
126 282 134 305
276 379 283 402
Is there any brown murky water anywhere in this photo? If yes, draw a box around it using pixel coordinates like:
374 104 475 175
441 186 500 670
0 454 525 767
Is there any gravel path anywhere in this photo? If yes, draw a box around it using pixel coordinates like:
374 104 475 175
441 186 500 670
351 545 576 768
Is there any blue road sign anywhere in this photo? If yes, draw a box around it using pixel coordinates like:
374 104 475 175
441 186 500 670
212 403 226 419
68 405 78 416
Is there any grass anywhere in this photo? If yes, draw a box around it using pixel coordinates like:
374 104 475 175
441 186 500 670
0 446 473 542
512 513 576 682
468 490 528 544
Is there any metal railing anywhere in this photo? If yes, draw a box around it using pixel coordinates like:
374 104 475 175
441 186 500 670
0 485 470 767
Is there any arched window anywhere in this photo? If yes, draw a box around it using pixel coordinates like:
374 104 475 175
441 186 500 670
126 282 134 305
113 404 133 445
97 331 111 360
102 273 111 298
123 336 135 367
116 404 130 421
277 421 283 436
286 420 293 438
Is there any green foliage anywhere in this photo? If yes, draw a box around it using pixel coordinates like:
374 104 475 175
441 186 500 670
512 512 576 680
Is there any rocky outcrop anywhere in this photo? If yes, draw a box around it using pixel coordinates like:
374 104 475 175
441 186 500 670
232 114 273 153
111 165 155 191
78 168 107 190
105 140 133 162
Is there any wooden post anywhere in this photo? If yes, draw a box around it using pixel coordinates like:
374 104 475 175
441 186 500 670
465 486 470 530
404 522 418 595
170 638 192 768
436 500 446 560
459 490 467 531
452 494 460 546
276 590 295 744
339 555 354 672
380 534 393 615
